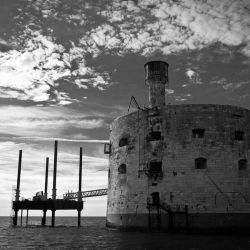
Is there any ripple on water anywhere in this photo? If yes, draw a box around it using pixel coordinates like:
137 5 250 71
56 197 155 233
1 217 250 250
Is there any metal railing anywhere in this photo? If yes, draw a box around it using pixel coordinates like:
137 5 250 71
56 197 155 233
63 188 108 200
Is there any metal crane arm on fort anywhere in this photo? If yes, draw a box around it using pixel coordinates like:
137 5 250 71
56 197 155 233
63 188 108 200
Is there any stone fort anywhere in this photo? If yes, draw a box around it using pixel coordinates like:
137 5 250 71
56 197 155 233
106 61 250 231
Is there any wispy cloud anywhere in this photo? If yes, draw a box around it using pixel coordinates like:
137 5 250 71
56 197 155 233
13 137 109 143
0 105 106 138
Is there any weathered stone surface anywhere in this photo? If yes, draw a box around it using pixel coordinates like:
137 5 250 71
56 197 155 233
107 104 250 230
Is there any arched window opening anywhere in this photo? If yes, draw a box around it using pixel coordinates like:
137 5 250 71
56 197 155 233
238 159 247 170
192 128 205 138
235 131 244 141
119 136 129 147
118 164 126 174
195 157 207 169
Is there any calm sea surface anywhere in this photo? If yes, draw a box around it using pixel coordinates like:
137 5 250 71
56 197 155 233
0 216 250 249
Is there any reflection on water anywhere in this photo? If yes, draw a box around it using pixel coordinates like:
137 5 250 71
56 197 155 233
0 217 250 249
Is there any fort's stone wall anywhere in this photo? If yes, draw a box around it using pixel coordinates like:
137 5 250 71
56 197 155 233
106 104 250 230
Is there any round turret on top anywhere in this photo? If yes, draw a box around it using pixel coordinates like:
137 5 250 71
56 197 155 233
144 61 169 108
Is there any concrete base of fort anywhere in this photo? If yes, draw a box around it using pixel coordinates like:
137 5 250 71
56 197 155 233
106 213 250 232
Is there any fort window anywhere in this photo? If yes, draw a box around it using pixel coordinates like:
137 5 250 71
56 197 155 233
192 128 205 138
195 157 207 169
119 136 129 147
149 161 162 173
147 131 161 141
118 164 126 174
151 192 160 206
235 131 244 141
104 143 111 154
238 159 247 170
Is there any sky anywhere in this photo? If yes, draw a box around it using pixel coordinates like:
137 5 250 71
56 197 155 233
0 0 250 217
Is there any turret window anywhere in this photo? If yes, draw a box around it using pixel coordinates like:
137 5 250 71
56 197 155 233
235 131 244 141
118 164 126 174
238 159 247 170
149 161 162 173
151 192 160 206
195 157 207 169
147 131 161 141
192 129 205 138
119 136 129 147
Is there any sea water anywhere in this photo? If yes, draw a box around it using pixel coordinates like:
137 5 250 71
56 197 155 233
0 216 250 249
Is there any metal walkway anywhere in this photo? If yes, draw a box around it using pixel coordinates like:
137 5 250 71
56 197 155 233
63 188 108 200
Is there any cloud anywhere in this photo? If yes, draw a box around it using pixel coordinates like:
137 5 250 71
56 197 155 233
0 29 112 104
0 38 14 52
13 137 109 143
1 0 248 106
91 0 250 57
0 105 106 138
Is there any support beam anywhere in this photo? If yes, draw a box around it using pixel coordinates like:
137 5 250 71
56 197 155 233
26 210 29 226
45 157 49 199
13 150 22 226
42 210 47 226
52 141 58 227
51 210 55 227
78 147 83 227
13 211 18 226
16 150 22 202
52 141 58 200
78 147 83 200
78 210 81 227
20 209 23 226
42 157 49 226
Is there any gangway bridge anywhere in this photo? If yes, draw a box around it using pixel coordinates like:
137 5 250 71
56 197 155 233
63 188 108 200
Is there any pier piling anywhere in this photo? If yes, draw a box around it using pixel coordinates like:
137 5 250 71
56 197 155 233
12 141 84 228
42 157 49 226
13 150 22 226
78 147 83 227
51 141 58 227
20 209 23 226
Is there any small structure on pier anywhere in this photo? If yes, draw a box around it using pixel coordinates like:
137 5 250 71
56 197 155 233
12 141 84 227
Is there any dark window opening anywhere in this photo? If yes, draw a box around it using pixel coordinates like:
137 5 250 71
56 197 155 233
195 157 207 169
235 131 244 141
149 161 162 173
119 136 129 147
104 143 111 154
192 128 205 138
151 192 160 206
232 114 243 118
147 131 161 141
238 159 247 170
118 164 126 174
